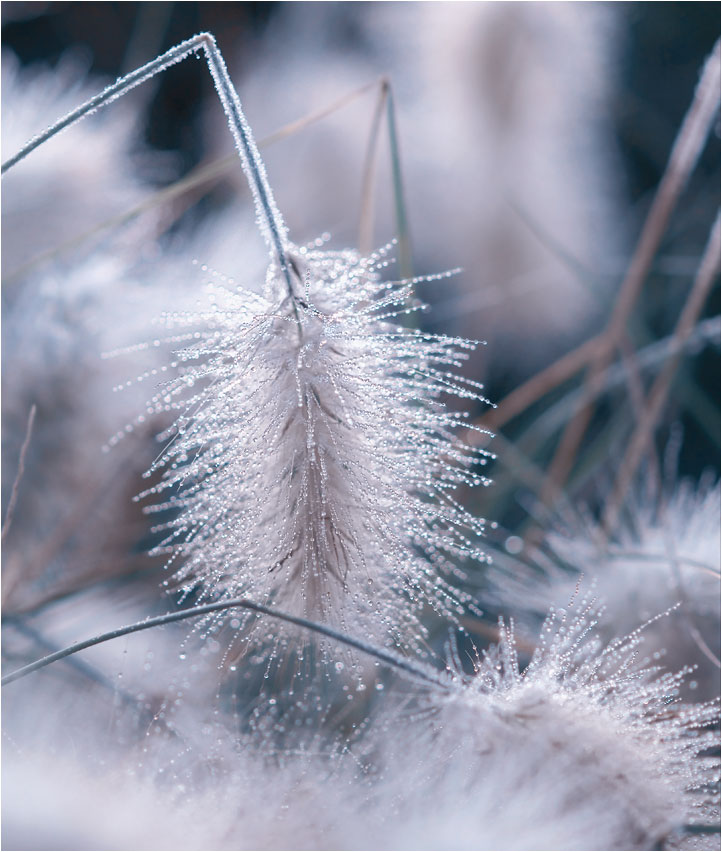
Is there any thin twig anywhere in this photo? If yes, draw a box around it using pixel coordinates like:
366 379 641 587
262 78 381 148
474 316 718 538
1 405 36 542
602 211 720 533
539 40 721 506
508 198 604 301
7 616 180 724
475 429 579 528
618 334 662 487
358 78 389 255
385 81 413 279
516 317 719 453
1 597 447 688
510 199 656 441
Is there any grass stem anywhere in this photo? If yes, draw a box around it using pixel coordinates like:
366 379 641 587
1 597 447 689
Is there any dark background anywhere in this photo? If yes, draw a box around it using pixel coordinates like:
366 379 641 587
3 2 719 201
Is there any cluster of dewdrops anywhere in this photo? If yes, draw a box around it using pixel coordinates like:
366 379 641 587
109 237 497 658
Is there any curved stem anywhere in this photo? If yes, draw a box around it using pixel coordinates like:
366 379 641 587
1 32 298 307
1 597 446 689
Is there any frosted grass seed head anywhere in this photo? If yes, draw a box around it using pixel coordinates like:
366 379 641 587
487 476 721 699
370 588 720 850
0 32 494 665
133 237 493 662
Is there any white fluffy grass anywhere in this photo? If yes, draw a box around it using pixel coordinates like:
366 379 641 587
2 26 718 852
4 589 717 851
127 238 492 658
488 478 721 698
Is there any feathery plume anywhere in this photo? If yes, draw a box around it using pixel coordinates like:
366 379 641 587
488 477 721 697
128 240 493 656
368 588 720 850
0 31 494 657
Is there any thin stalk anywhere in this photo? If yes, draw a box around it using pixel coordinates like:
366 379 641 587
2 405 36 541
2 79 381 287
263 78 380 148
487 316 719 522
385 82 413 279
8 616 174 723
200 37 296 306
514 316 719 458
618 335 662 487
510 199 654 443
358 78 389 255
539 39 721 505
1 33 298 310
1 597 447 689
602 211 721 533
474 335 603 433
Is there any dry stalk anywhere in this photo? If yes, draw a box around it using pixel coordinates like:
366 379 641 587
618 335 662 487
507 202 655 443
1 597 447 689
359 78 390 255
3 77 382 286
474 334 603 434
539 40 720 507
602 211 720 533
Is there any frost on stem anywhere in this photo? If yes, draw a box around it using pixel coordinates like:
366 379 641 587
121 239 493 658
1 33 294 296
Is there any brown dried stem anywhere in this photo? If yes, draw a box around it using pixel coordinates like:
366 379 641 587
540 40 720 506
474 334 603 434
602 211 720 533
618 335 662 487
508 201 653 442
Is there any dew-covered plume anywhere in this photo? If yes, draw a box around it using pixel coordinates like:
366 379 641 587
129 238 492 655
1 31 493 655
364 589 720 850
6 587 717 852
487 477 721 698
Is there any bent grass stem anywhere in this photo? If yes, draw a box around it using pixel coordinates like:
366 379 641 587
1 597 447 689
1 32 299 314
